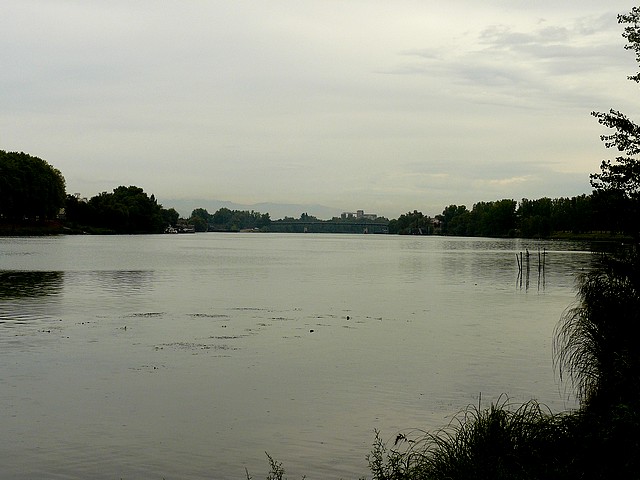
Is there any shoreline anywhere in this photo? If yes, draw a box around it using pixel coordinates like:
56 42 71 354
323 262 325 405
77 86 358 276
0 222 632 243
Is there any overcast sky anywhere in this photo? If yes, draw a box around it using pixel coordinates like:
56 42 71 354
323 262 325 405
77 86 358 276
2 1 638 218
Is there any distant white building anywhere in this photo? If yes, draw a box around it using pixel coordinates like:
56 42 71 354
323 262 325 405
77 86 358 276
341 210 377 220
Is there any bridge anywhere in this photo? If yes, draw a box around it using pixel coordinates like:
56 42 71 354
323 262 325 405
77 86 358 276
268 221 389 234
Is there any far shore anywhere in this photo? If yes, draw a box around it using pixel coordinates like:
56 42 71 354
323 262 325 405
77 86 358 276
0 221 632 243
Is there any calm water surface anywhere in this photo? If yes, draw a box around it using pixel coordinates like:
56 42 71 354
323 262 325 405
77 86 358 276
0 234 593 479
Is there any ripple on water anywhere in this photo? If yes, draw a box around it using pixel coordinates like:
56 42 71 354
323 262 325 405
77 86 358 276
157 341 240 352
127 312 165 318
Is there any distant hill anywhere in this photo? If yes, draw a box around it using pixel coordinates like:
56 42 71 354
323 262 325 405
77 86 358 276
160 198 344 221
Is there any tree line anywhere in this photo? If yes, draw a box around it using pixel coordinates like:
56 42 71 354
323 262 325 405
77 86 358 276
0 151 181 234
186 190 625 238
185 209 390 233
389 191 628 239
64 186 179 234
188 207 271 232
0 148 634 239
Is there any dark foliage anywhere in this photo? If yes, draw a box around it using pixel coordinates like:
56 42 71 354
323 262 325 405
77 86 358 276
65 186 168 234
0 150 66 222
368 399 579 480
389 210 433 235
555 249 640 410
189 207 272 232
590 7 640 240
431 195 599 238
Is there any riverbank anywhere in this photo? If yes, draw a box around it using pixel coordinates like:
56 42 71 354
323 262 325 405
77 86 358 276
548 231 633 242
0 221 67 236
1 221 632 243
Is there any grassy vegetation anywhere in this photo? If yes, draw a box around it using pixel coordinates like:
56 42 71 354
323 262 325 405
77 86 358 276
365 400 640 479
367 399 568 480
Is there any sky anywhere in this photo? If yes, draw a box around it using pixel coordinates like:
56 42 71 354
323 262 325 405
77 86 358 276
2 1 639 219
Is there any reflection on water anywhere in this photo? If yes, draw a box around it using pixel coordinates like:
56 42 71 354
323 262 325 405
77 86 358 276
0 270 64 299
88 270 154 294
517 250 547 292
515 245 598 293
0 270 65 346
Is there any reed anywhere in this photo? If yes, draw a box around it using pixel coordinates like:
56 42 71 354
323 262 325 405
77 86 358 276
367 397 574 480
554 249 640 410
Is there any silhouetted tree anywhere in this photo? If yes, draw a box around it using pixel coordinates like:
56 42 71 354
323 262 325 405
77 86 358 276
190 208 211 232
0 150 66 222
79 186 165 233
161 207 180 228
591 7 640 241
437 205 470 235
394 210 433 235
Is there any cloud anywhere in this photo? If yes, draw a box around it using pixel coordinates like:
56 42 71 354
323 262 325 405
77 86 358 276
384 11 630 112
0 1 636 218
485 176 531 187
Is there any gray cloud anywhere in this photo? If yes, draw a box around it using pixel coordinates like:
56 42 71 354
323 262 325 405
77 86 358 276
388 11 630 113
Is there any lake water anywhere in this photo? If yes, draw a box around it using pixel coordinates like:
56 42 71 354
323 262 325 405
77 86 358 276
0 234 593 479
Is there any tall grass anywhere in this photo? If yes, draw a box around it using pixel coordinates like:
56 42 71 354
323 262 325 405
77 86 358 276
367 397 575 480
554 249 640 410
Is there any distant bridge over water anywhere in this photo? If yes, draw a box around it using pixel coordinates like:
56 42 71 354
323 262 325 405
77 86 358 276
268 221 389 234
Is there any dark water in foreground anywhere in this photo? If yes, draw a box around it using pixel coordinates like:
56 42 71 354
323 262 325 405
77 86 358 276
0 234 592 479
